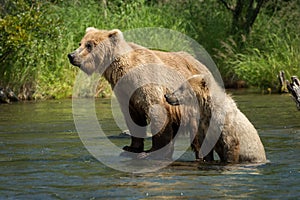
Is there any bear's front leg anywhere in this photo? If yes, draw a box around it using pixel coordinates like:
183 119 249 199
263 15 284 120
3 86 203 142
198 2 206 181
123 136 144 153
121 106 148 154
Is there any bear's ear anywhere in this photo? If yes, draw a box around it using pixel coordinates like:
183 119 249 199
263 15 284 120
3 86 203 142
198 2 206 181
108 29 123 40
200 78 207 88
188 74 208 88
188 74 205 82
86 27 98 33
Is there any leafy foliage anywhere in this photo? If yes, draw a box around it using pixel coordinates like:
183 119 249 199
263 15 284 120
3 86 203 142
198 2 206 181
0 0 299 99
216 0 300 90
0 0 65 99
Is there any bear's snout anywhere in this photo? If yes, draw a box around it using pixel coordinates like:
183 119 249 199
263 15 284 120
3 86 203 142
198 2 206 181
67 53 75 63
68 52 80 67
164 94 180 106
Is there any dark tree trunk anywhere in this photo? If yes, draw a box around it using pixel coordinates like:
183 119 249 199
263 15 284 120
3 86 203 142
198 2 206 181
219 0 267 44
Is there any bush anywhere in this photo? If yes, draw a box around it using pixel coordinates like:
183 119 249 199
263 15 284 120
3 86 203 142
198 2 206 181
0 0 299 98
215 1 300 90
1 0 229 99
0 0 66 99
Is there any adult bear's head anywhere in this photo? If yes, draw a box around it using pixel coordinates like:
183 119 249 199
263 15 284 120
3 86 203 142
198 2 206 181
68 27 126 75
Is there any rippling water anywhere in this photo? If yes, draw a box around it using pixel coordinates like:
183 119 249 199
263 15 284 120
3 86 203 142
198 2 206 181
0 92 299 199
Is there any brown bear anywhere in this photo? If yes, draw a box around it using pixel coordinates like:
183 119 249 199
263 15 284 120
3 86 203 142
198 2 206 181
165 74 267 163
68 27 211 160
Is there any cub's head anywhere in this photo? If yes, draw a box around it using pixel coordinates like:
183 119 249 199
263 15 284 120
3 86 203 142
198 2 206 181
165 74 208 106
68 27 123 75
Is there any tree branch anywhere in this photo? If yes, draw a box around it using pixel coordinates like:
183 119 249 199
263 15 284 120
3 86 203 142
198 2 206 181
248 0 266 27
218 0 235 12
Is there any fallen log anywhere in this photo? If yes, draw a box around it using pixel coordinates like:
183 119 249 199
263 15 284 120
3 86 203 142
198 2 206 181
278 70 288 93
0 87 19 104
287 76 300 110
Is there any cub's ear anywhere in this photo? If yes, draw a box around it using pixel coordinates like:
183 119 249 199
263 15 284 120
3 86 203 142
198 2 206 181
108 29 123 40
188 74 208 88
86 27 98 33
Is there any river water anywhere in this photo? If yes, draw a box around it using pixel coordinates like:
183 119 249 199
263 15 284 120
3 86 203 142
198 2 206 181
0 91 299 199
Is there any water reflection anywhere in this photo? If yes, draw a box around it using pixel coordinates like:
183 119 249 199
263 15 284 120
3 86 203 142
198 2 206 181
0 93 299 199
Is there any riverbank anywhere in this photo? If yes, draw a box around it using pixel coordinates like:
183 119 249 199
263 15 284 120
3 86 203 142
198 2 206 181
1 1 299 100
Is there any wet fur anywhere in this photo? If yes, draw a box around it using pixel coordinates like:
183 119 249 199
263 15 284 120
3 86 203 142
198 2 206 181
68 28 211 160
166 74 267 163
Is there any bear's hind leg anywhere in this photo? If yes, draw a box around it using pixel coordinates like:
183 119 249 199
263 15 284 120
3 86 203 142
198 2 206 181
138 122 175 160
203 150 214 162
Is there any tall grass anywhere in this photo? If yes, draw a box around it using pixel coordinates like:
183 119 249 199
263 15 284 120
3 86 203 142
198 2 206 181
0 0 64 99
1 0 229 99
0 0 299 99
215 1 300 90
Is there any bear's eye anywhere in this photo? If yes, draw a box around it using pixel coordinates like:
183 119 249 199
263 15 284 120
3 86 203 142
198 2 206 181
85 42 93 52
79 43 81 47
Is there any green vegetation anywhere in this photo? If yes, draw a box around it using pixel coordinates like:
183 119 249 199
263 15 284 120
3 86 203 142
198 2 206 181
0 0 299 99
216 0 300 90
